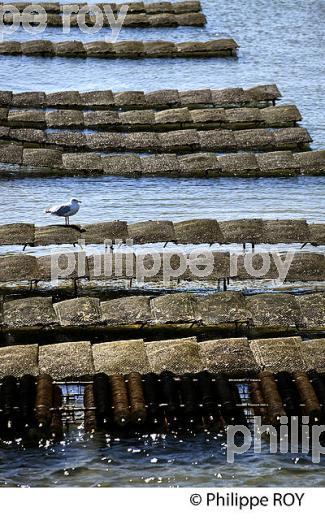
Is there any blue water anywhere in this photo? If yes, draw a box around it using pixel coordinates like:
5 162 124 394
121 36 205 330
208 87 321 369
0 0 325 487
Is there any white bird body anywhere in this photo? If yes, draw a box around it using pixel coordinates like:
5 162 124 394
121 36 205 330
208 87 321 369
45 198 81 225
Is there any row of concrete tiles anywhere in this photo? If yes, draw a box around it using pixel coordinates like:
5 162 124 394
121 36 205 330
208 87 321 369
1 218 325 247
1 292 325 331
0 335 323 379
0 105 301 130
0 39 238 59
0 127 310 156
4 1 203 15
0 251 325 283
2 11 206 27
0 149 322 179
0 85 281 110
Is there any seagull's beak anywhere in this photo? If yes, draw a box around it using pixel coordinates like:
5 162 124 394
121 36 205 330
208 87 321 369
78 200 82 203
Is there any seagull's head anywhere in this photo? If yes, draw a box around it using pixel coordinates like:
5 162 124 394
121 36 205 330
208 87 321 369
70 198 82 204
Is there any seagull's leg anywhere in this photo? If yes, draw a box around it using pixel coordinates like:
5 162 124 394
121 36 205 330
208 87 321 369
65 216 67 226
67 216 70 226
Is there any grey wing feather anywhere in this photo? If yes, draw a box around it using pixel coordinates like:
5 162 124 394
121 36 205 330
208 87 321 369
50 204 71 216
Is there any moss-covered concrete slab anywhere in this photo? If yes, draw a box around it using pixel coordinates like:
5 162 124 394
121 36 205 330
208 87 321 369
39 341 94 378
3 296 57 328
198 337 258 374
250 336 305 372
92 339 150 374
100 296 152 324
53 297 101 326
0 344 39 377
145 336 202 373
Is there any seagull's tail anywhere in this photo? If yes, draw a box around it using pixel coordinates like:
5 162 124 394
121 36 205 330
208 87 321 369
44 208 51 214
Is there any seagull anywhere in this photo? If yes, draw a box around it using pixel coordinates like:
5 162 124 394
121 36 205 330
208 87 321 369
45 198 81 225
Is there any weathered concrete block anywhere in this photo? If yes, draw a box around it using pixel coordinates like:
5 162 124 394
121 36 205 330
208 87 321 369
83 220 128 244
199 337 258 375
113 40 145 57
8 109 45 126
234 129 274 150
219 219 264 243
21 40 54 55
85 132 123 151
150 293 198 323
3 296 57 328
256 151 299 176
83 110 119 127
234 253 279 280
119 109 155 128
88 252 135 280
122 132 160 152
0 42 22 54
122 13 150 26
148 13 178 25
100 295 152 324
0 90 13 105
224 107 262 127
53 40 86 56
178 153 220 176
46 109 84 127
246 293 301 330
45 129 86 148
155 107 192 125
301 339 325 372
0 144 23 164
62 153 103 171
246 84 281 102
210 88 250 107
145 2 173 13
177 39 237 57
0 254 39 282
9 127 45 143
296 293 325 330
0 223 35 246
143 40 177 57
196 292 251 326
102 154 143 175
34 225 81 246
84 41 115 57
53 297 101 326
273 127 312 148
250 336 305 372
158 129 199 152
0 344 39 378
173 1 202 13
113 91 146 108
39 341 94 378
145 337 202 373
293 151 325 175
12 91 46 107
37 252 89 280
261 105 302 126
46 90 82 107
145 89 180 108
198 130 236 151
191 108 226 127
121 2 144 13
22 148 63 168
128 220 176 243
92 339 150 374
178 89 212 108
217 152 259 175
263 219 310 243
176 12 206 25
140 154 179 175
309 223 325 245
285 252 325 281
174 219 224 244
79 90 114 108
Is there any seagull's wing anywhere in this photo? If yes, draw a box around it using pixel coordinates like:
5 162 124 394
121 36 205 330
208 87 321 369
48 204 71 216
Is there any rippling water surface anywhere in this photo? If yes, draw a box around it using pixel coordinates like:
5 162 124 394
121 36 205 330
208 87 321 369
0 0 325 487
